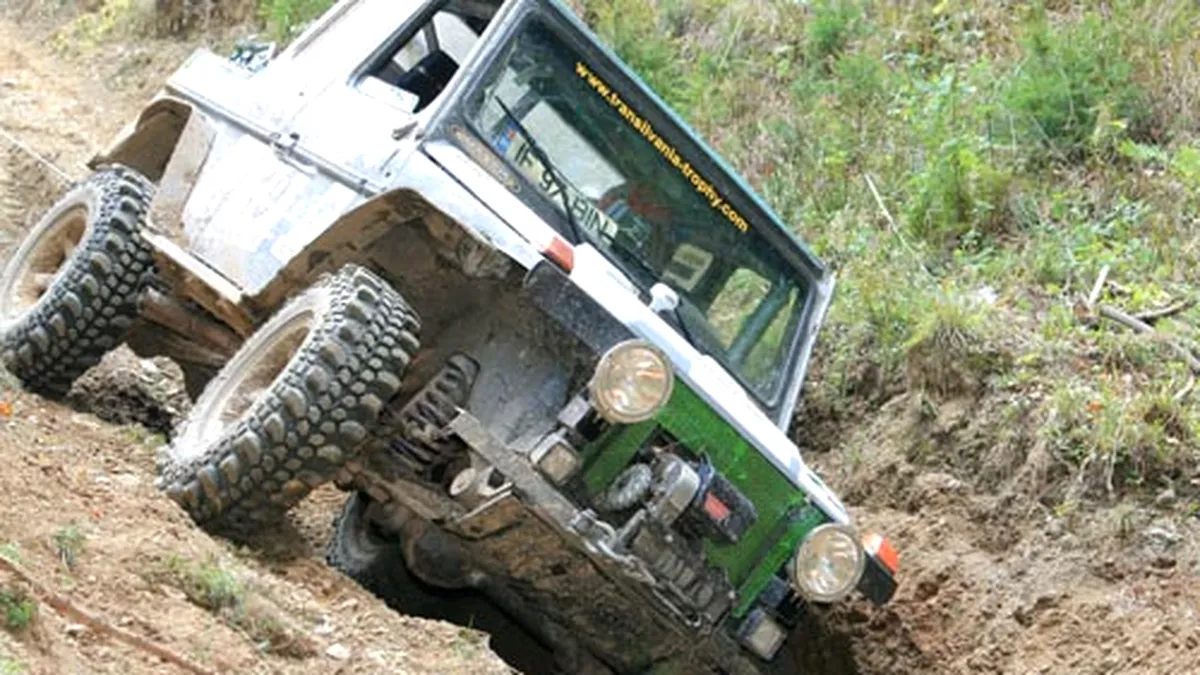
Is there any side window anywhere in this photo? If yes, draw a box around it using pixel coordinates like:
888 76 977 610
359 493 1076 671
705 268 802 394
360 3 495 114
708 269 773 349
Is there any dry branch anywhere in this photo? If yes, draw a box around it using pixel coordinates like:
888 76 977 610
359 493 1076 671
1174 375 1196 403
0 554 216 675
1134 299 1195 324
1087 265 1110 310
1098 304 1200 373
863 172 935 279
864 173 899 235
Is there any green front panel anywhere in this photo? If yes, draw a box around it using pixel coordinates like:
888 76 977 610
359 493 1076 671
655 384 811 583
579 381 827 617
581 419 657 495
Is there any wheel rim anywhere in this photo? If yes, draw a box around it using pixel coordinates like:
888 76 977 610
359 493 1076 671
184 307 316 456
0 204 89 326
347 495 392 558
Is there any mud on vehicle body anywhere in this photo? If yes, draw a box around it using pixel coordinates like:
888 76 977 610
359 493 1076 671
0 0 899 671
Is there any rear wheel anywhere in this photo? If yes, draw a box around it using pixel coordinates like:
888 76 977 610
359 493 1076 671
0 165 155 396
157 265 420 527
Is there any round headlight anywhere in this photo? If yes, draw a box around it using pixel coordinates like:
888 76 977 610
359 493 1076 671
789 523 866 603
588 340 674 424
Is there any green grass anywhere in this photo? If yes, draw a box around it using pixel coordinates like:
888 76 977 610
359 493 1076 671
156 555 314 657
576 0 1200 505
0 544 20 565
259 0 334 40
0 656 27 675
0 589 35 632
163 554 246 611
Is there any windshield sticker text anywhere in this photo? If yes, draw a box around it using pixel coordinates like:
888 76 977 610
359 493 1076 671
501 125 620 240
575 61 750 233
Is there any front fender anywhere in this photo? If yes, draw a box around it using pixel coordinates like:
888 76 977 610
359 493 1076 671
88 95 196 182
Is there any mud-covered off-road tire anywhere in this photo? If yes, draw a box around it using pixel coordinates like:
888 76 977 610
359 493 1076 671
158 265 420 527
0 166 155 397
327 491 414 599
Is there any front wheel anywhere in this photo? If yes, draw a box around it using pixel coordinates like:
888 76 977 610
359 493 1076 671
327 490 413 600
0 165 155 396
158 265 421 527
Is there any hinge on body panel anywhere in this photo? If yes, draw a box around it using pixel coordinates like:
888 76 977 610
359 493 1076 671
268 130 301 158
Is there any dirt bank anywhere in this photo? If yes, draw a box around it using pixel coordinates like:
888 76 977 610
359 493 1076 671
0 381 515 675
802 392 1200 674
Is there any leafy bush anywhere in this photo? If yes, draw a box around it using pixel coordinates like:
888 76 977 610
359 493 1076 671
0 589 35 632
260 0 334 41
906 136 1016 250
1004 13 1150 160
806 0 861 64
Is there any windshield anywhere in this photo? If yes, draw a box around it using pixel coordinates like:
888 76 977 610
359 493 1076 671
462 17 809 402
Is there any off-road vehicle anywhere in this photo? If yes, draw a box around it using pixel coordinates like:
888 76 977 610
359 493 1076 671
0 0 899 671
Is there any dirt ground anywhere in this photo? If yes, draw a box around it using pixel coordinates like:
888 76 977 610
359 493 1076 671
2 3 1200 675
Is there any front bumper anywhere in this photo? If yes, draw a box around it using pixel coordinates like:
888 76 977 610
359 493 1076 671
441 410 896 674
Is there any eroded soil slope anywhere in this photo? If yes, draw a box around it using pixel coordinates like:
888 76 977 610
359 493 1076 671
801 393 1200 675
0 384 514 675
0 14 513 675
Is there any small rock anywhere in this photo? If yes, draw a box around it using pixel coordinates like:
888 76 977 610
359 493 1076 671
64 624 88 637
326 643 351 660
1046 519 1064 538
1144 523 1181 549
1155 487 1176 508
914 472 964 493
1151 555 1177 570
972 286 999 305
158 584 187 602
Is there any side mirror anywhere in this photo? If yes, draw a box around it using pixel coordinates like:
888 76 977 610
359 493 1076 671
229 37 276 73
648 282 680 315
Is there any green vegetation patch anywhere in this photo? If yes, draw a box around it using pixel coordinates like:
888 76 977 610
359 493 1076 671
154 554 316 658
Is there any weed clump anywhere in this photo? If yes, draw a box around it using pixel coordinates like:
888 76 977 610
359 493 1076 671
0 588 35 633
1004 12 1150 160
156 555 316 657
806 0 861 64
1041 381 1196 500
904 293 1002 400
53 525 86 572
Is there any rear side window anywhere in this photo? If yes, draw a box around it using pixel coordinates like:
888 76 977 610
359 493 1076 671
359 2 496 113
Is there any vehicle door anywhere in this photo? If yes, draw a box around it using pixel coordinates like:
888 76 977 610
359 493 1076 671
174 0 443 296
195 0 501 297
